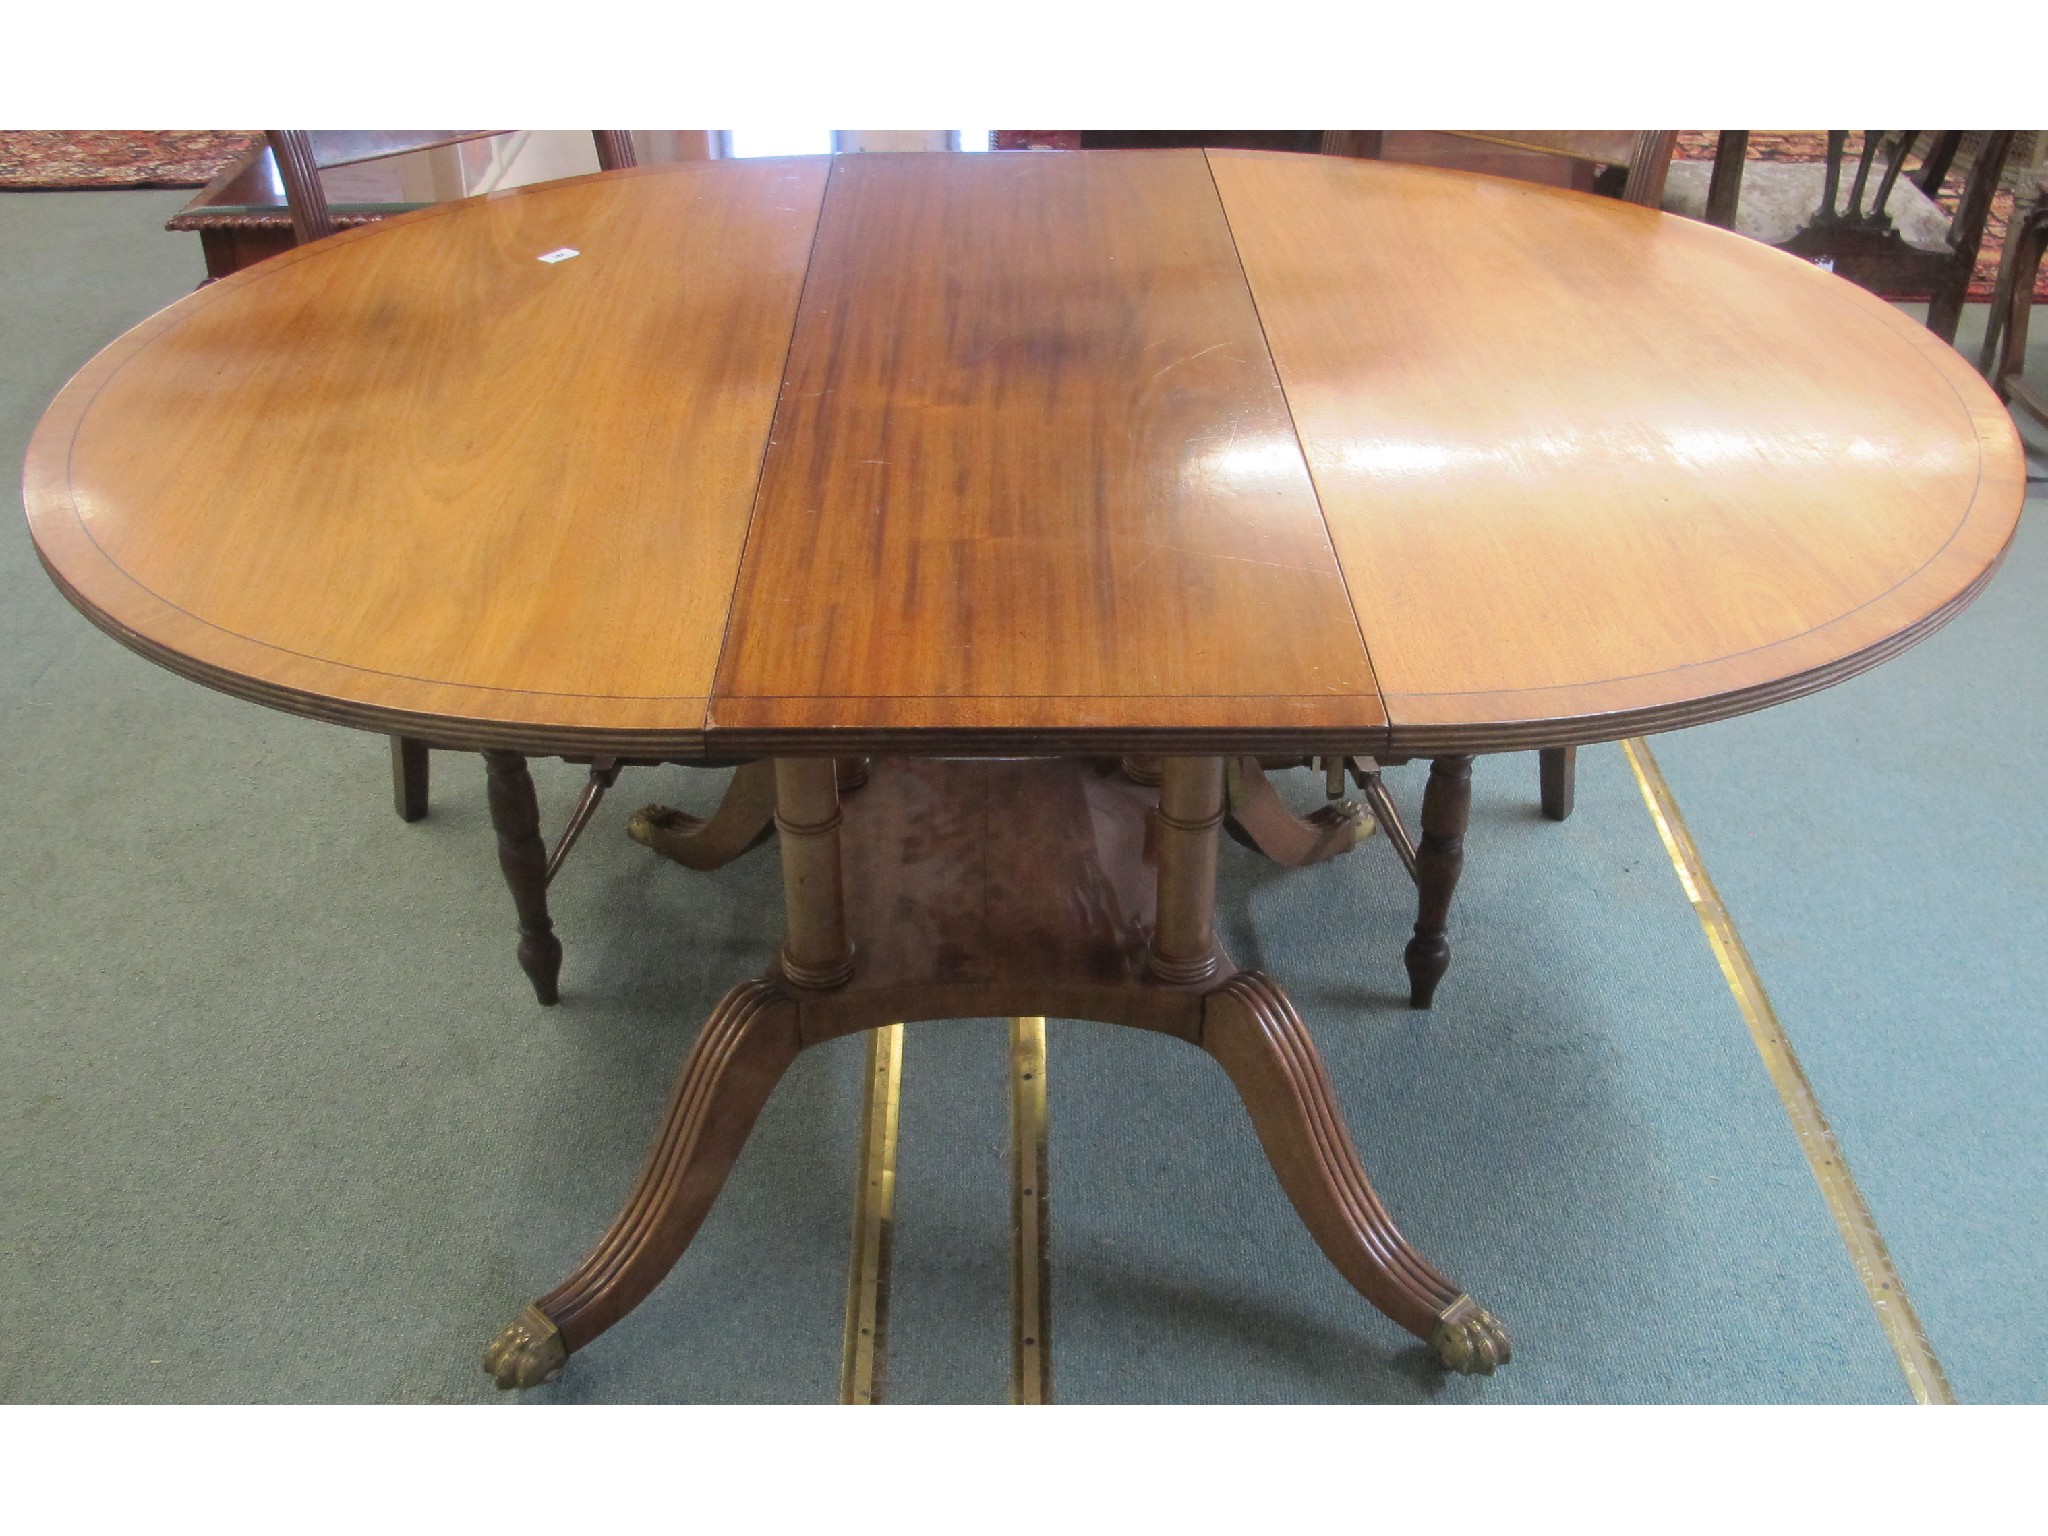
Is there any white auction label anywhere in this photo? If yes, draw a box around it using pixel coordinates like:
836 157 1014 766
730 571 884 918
537 248 581 264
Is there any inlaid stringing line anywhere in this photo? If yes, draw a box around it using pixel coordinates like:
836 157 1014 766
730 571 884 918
1010 1016 1053 1404
1622 737 1955 1404
839 1023 904 1405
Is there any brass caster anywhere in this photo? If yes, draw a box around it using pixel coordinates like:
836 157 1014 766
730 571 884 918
483 1303 568 1390
1431 1295 1512 1376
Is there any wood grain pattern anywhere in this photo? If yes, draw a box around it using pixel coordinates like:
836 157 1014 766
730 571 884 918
26 150 2025 762
1208 149 2025 755
25 158 829 757
709 150 1382 744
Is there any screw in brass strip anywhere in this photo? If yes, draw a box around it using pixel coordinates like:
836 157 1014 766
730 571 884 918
1009 1016 1054 1405
1621 737 1955 1404
840 1023 904 1405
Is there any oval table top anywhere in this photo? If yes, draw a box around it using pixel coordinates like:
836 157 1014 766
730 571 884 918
24 149 2026 759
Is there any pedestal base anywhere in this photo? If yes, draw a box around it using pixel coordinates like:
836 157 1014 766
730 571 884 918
486 757 1508 1389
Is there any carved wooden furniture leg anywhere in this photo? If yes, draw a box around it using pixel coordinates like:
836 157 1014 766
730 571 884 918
1201 970 1510 1373
486 757 1511 1390
483 750 563 1007
1538 745 1576 822
1223 756 1373 866
391 736 429 822
775 758 857 990
627 759 780 872
483 979 805 1388
1404 755 1472 1010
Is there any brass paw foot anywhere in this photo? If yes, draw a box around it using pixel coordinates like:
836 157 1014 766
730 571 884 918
1328 799 1376 847
484 1303 568 1390
626 803 686 848
1431 1294 1512 1375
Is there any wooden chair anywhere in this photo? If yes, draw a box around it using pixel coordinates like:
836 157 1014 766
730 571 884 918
1979 169 2048 431
1326 131 1677 215
1669 132 2015 345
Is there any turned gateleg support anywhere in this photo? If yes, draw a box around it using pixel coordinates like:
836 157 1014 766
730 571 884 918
483 979 807 1388
483 751 563 1006
1199 970 1510 1374
1404 755 1472 1010
391 736 430 822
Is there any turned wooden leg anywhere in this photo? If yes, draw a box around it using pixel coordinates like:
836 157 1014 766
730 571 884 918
1538 745 1576 822
1201 971 1509 1374
484 979 806 1388
483 750 563 1007
775 758 856 991
1149 756 1225 985
1404 755 1472 1010
391 736 429 822
628 760 780 872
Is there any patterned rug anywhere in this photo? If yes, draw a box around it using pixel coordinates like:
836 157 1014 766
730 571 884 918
1675 132 2041 303
0 131 261 189
6 130 2033 303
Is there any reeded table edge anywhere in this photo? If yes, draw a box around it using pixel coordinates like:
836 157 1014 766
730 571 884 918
1380 533 2014 756
22 151 2032 763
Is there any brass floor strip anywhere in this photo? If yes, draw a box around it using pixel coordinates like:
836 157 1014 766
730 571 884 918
1621 737 1955 1404
840 1023 904 1405
1009 1016 1053 1404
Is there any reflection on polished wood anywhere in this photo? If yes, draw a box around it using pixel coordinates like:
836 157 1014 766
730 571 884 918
710 150 1379 746
488 758 1507 1388
28 150 2021 760
28 158 831 758
24 149 2025 1397
1207 149 2023 751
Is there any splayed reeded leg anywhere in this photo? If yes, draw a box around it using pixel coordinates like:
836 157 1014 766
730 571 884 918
484 979 806 1388
628 759 780 871
1404 755 1472 1009
1200 970 1510 1374
1223 756 1373 867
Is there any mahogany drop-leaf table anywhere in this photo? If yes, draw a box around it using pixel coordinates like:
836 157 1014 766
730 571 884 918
24 150 2024 1390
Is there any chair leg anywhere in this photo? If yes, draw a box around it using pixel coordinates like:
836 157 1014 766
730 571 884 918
1538 745 1576 822
391 736 430 822
1982 206 2045 400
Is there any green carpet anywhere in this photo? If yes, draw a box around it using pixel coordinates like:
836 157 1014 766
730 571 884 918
1651 493 2047 1404
2 188 2038 1402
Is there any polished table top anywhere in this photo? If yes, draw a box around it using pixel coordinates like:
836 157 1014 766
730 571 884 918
25 150 2026 759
